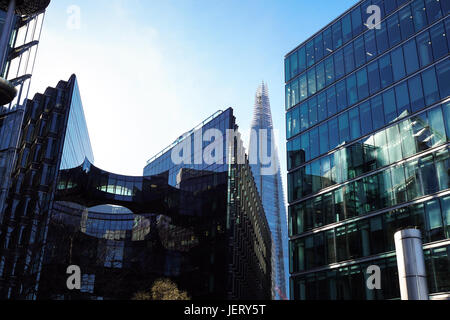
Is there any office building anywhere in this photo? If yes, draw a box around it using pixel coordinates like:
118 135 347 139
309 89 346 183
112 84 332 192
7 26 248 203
285 0 450 299
249 82 288 299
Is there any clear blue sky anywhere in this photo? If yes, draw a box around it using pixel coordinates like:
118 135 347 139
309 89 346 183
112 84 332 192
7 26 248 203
31 0 358 190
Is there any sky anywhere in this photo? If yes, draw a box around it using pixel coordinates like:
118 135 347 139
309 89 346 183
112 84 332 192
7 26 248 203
30 0 358 191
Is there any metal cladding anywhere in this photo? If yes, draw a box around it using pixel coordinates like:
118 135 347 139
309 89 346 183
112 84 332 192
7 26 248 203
0 0 50 15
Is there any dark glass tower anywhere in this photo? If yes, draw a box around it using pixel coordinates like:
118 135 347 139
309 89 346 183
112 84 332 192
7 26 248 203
249 82 288 300
285 0 450 300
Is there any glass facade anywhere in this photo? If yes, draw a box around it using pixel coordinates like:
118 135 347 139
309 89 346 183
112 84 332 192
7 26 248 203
285 0 450 300
248 83 289 300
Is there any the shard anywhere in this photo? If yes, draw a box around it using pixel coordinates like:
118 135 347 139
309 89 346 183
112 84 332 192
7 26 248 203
249 82 288 300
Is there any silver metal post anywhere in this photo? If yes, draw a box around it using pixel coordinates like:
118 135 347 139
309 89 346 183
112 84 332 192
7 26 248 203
394 229 429 300
0 0 16 74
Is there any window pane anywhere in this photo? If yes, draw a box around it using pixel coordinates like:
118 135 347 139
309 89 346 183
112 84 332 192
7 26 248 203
316 62 325 92
300 102 309 131
427 107 446 147
319 123 329 155
332 20 343 50
300 74 308 101
360 101 373 136
404 39 419 75
306 40 315 68
368 61 381 94
349 107 361 140
412 0 428 32
416 31 433 67
356 68 369 100
315 34 324 61
308 69 317 96
342 14 352 43
425 0 442 23
338 112 350 144
391 47 406 82
443 102 450 141
351 5 363 36
290 51 299 79
399 6 414 40
435 149 450 192
329 118 339 149
327 86 337 117
421 67 439 106
309 97 318 127
336 80 347 112
346 74 358 106
430 22 448 60
285 57 291 82
371 95 385 130
317 92 327 122
292 106 300 136
334 50 345 80
436 59 450 99
364 30 377 60
310 127 320 159
408 75 425 113
325 56 335 86
354 36 366 67
344 43 355 74
387 14 401 47
291 79 299 107
323 28 333 55
395 82 411 117
379 55 393 89
301 132 311 162
383 89 398 124
376 21 389 54
298 46 306 73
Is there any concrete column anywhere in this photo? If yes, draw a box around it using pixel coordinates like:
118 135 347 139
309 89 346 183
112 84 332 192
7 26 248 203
394 229 429 300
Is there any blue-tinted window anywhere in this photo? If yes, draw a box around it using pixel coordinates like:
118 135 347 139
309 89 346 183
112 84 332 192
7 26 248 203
364 30 377 60
367 60 381 94
285 58 290 82
349 107 361 140
346 74 358 106
338 112 350 144
323 28 333 54
351 5 363 36
327 87 337 117
399 6 414 40
314 34 324 62
425 0 442 23
298 46 307 73
334 50 345 80
356 68 369 100
360 101 373 136
309 97 318 127
376 21 389 54
383 89 398 123
395 82 411 116
416 31 433 67
408 75 425 112
387 14 401 47
316 62 325 92
379 55 393 88
404 39 420 75
290 51 298 79
443 0 450 13
301 132 311 162
344 43 355 74
354 37 366 67
286 83 290 109
430 23 448 60
319 123 329 155
308 69 317 96
436 59 450 99
317 92 327 122
291 79 299 107
336 80 348 112
328 118 339 149
325 56 335 86
300 102 309 131
300 74 307 101
371 95 385 130
342 14 352 43
446 18 450 51
310 127 320 159
391 47 406 82
292 107 300 136
385 0 397 14
286 110 292 138
443 102 450 140
332 20 343 50
412 0 428 32
306 40 315 68
422 67 440 105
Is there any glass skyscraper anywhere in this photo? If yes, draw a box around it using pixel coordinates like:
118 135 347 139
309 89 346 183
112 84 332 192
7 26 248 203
249 82 288 300
285 0 450 300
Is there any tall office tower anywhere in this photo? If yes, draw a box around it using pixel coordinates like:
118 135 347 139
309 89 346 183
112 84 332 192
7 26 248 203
285 0 450 300
249 82 288 300
0 74 93 299
0 1 50 238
